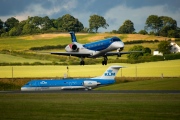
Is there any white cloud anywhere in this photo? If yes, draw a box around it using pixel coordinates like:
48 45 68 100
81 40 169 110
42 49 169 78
103 4 180 32
1 0 179 33
0 0 78 21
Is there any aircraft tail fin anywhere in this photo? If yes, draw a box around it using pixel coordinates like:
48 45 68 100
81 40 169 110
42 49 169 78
92 65 123 80
69 31 77 42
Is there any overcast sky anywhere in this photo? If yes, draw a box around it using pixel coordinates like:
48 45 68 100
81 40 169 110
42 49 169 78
0 0 180 32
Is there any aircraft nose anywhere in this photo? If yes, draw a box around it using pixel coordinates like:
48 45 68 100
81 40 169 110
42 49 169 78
21 87 25 91
113 42 124 49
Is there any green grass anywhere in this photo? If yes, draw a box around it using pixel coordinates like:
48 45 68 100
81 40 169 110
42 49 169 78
1 33 177 51
0 36 70 50
96 78 180 90
0 60 179 78
0 53 52 63
0 93 179 120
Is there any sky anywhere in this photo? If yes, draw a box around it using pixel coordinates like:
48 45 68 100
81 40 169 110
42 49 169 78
0 0 180 32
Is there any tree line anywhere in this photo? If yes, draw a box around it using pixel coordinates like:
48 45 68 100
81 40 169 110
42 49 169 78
0 14 179 37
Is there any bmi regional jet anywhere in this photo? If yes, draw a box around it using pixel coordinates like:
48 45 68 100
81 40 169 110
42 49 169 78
21 65 122 91
51 32 141 65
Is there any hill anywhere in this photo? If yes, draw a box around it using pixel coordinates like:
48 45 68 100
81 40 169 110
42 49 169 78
0 33 179 66
18 33 172 41
0 33 175 51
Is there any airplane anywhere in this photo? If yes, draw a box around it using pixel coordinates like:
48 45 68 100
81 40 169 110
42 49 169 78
21 65 122 91
51 32 142 65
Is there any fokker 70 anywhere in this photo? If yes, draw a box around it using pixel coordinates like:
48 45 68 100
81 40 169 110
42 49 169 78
21 65 122 91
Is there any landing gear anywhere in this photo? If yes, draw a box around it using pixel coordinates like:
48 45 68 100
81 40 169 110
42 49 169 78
102 56 108 65
80 61 85 65
80 57 85 65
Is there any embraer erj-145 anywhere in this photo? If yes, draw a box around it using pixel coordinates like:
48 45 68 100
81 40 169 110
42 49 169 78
51 32 141 65
21 65 122 91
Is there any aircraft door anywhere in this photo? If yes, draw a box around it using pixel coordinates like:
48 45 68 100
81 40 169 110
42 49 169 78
35 81 40 91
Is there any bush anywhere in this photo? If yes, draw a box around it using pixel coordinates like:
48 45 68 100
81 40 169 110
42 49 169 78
138 30 148 35
164 53 180 60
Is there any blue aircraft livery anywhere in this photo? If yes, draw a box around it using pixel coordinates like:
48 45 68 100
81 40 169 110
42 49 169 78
21 65 123 91
51 31 142 65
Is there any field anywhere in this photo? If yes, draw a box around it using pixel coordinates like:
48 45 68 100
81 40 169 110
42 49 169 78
96 77 180 90
0 53 52 63
0 60 179 78
0 93 179 120
0 33 180 120
0 33 175 51
0 33 179 65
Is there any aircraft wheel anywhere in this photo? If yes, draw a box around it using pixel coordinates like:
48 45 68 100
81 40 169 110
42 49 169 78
80 61 85 65
104 61 107 65
102 61 105 65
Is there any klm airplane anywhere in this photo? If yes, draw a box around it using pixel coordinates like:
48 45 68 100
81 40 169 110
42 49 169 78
21 65 122 91
51 32 141 65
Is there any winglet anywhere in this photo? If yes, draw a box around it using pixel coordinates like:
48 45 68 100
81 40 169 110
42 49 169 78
69 31 77 42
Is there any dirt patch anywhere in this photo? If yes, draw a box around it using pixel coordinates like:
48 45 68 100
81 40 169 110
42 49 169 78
19 33 173 41
84 33 120 41
20 33 88 40
124 34 170 41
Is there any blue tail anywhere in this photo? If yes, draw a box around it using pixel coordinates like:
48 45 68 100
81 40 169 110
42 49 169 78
69 31 77 42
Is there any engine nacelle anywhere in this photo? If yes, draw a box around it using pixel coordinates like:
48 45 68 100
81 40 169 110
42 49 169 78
71 44 78 51
65 44 79 52
83 81 99 87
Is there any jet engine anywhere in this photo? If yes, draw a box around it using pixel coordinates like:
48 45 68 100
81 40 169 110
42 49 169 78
71 44 78 51
65 44 79 52
83 81 99 87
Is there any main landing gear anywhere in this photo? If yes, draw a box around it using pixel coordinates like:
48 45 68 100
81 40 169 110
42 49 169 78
80 57 85 65
102 56 108 65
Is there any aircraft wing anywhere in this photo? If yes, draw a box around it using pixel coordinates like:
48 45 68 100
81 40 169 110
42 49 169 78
106 51 143 56
51 52 92 57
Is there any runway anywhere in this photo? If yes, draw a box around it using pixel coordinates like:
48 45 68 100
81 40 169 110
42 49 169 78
1 90 180 94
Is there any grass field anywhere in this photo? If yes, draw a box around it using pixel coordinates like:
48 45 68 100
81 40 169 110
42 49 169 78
0 33 174 51
0 93 179 120
0 33 179 65
0 53 52 63
0 60 179 78
96 77 180 90
0 33 179 120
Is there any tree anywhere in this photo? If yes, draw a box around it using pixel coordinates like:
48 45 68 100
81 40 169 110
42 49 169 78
127 45 144 60
8 20 26 36
158 41 172 55
41 16 53 31
143 47 151 56
118 20 135 34
145 15 162 35
138 30 148 35
30 16 43 28
60 14 84 32
159 16 177 37
4 17 19 32
0 19 5 35
0 19 3 29
89 14 109 33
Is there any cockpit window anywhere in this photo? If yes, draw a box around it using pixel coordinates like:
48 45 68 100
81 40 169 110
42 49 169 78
111 37 121 42
26 83 30 85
